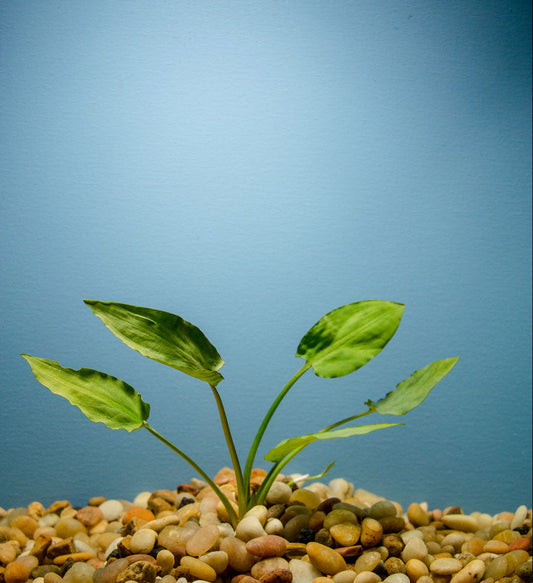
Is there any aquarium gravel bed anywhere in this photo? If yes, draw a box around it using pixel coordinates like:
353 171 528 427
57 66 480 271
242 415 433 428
0 471 531 583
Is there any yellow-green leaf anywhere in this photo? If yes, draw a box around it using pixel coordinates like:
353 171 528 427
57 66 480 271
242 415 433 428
84 300 224 385
21 355 150 431
264 423 402 463
366 357 459 416
296 300 404 378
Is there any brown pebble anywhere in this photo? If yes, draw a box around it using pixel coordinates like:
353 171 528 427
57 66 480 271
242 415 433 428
259 568 293 583
116 560 158 583
407 504 430 528
4 561 30 583
335 545 363 558
509 538 531 552
46 538 76 560
125 554 157 564
46 501 71 515
306 542 347 575
75 506 104 528
360 518 383 547
385 557 407 575
247 535 288 558
383 534 404 557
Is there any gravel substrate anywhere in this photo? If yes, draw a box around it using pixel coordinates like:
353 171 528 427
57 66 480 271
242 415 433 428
0 469 531 583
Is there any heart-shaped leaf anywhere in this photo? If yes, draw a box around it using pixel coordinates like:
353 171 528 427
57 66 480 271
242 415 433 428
365 357 459 416
264 423 402 463
21 355 150 431
296 300 405 378
84 300 224 385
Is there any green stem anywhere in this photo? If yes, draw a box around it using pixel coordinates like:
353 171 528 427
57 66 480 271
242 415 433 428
255 409 373 504
143 421 239 527
322 408 372 431
209 383 246 516
243 362 311 495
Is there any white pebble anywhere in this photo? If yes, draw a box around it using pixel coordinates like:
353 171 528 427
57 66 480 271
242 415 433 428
235 515 266 541
133 491 151 508
265 518 284 535
511 505 528 530
130 528 158 554
266 481 293 505
99 499 124 522
289 558 322 583
384 575 410 583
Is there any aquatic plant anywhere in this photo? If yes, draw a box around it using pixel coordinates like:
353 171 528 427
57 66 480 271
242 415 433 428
22 299 458 527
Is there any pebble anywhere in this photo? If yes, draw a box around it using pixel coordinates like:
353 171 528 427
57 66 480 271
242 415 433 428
185 524 219 556
98 501 124 522
429 558 463 575
236 516 267 541
266 483 293 506
360 518 383 548
306 542 347 575
180 555 218 582
288 558 322 583
129 528 158 554
246 535 288 558
0 476 530 583
354 550 381 573
441 515 479 533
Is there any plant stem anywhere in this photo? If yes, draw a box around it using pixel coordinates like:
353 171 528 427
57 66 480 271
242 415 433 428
209 383 246 516
142 421 239 527
242 362 311 496
322 409 372 431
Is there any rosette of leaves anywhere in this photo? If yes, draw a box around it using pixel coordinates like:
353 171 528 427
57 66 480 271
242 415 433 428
23 299 458 525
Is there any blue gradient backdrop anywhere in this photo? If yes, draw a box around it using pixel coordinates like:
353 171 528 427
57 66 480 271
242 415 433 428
1 1 531 514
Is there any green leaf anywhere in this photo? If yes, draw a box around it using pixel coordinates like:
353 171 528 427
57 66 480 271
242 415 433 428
296 300 405 378
84 300 224 385
264 423 402 463
366 357 459 416
21 355 150 431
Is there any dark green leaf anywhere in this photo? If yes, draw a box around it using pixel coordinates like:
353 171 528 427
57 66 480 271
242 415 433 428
296 300 405 378
21 355 150 431
366 357 459 416
264 423 402 463
84 300 224 385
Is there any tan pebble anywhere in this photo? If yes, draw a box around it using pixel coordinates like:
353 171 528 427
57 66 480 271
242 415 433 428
449 559 486 583
407 504 430 528
494 529 520 545
353 572 381 583
181 555 217 582
483 554 508 580
307 542 347 575
251 557 290 579
0 540 21 564
441 515 479 533
441 533 465 552
27 501 46 520
0 526 27 548
4 561 30 583
384 574 410 583
46 500 71 515
130 528 158 554
289 489 321 510
233 576 259 583
405 559 428 582
220 535 258 572
259 568 293 583
10 516 38 539
246 535 288 558
157 549 176 573
198 550 229 574
354 551 381 574
332 569 357 583
43 574 63 583
185 524 219 556
244 505 269 525
75 507 103 528
360 518 383 548
330 523 362 547
430 558 463 575
54 518 86 539
461 537 485 556
315 577 334 583
236 516 267 542
266 482 293 506
401 537 428 562
483 540 509 554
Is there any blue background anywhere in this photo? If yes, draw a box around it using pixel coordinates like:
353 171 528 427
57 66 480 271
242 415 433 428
1 1 531 514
